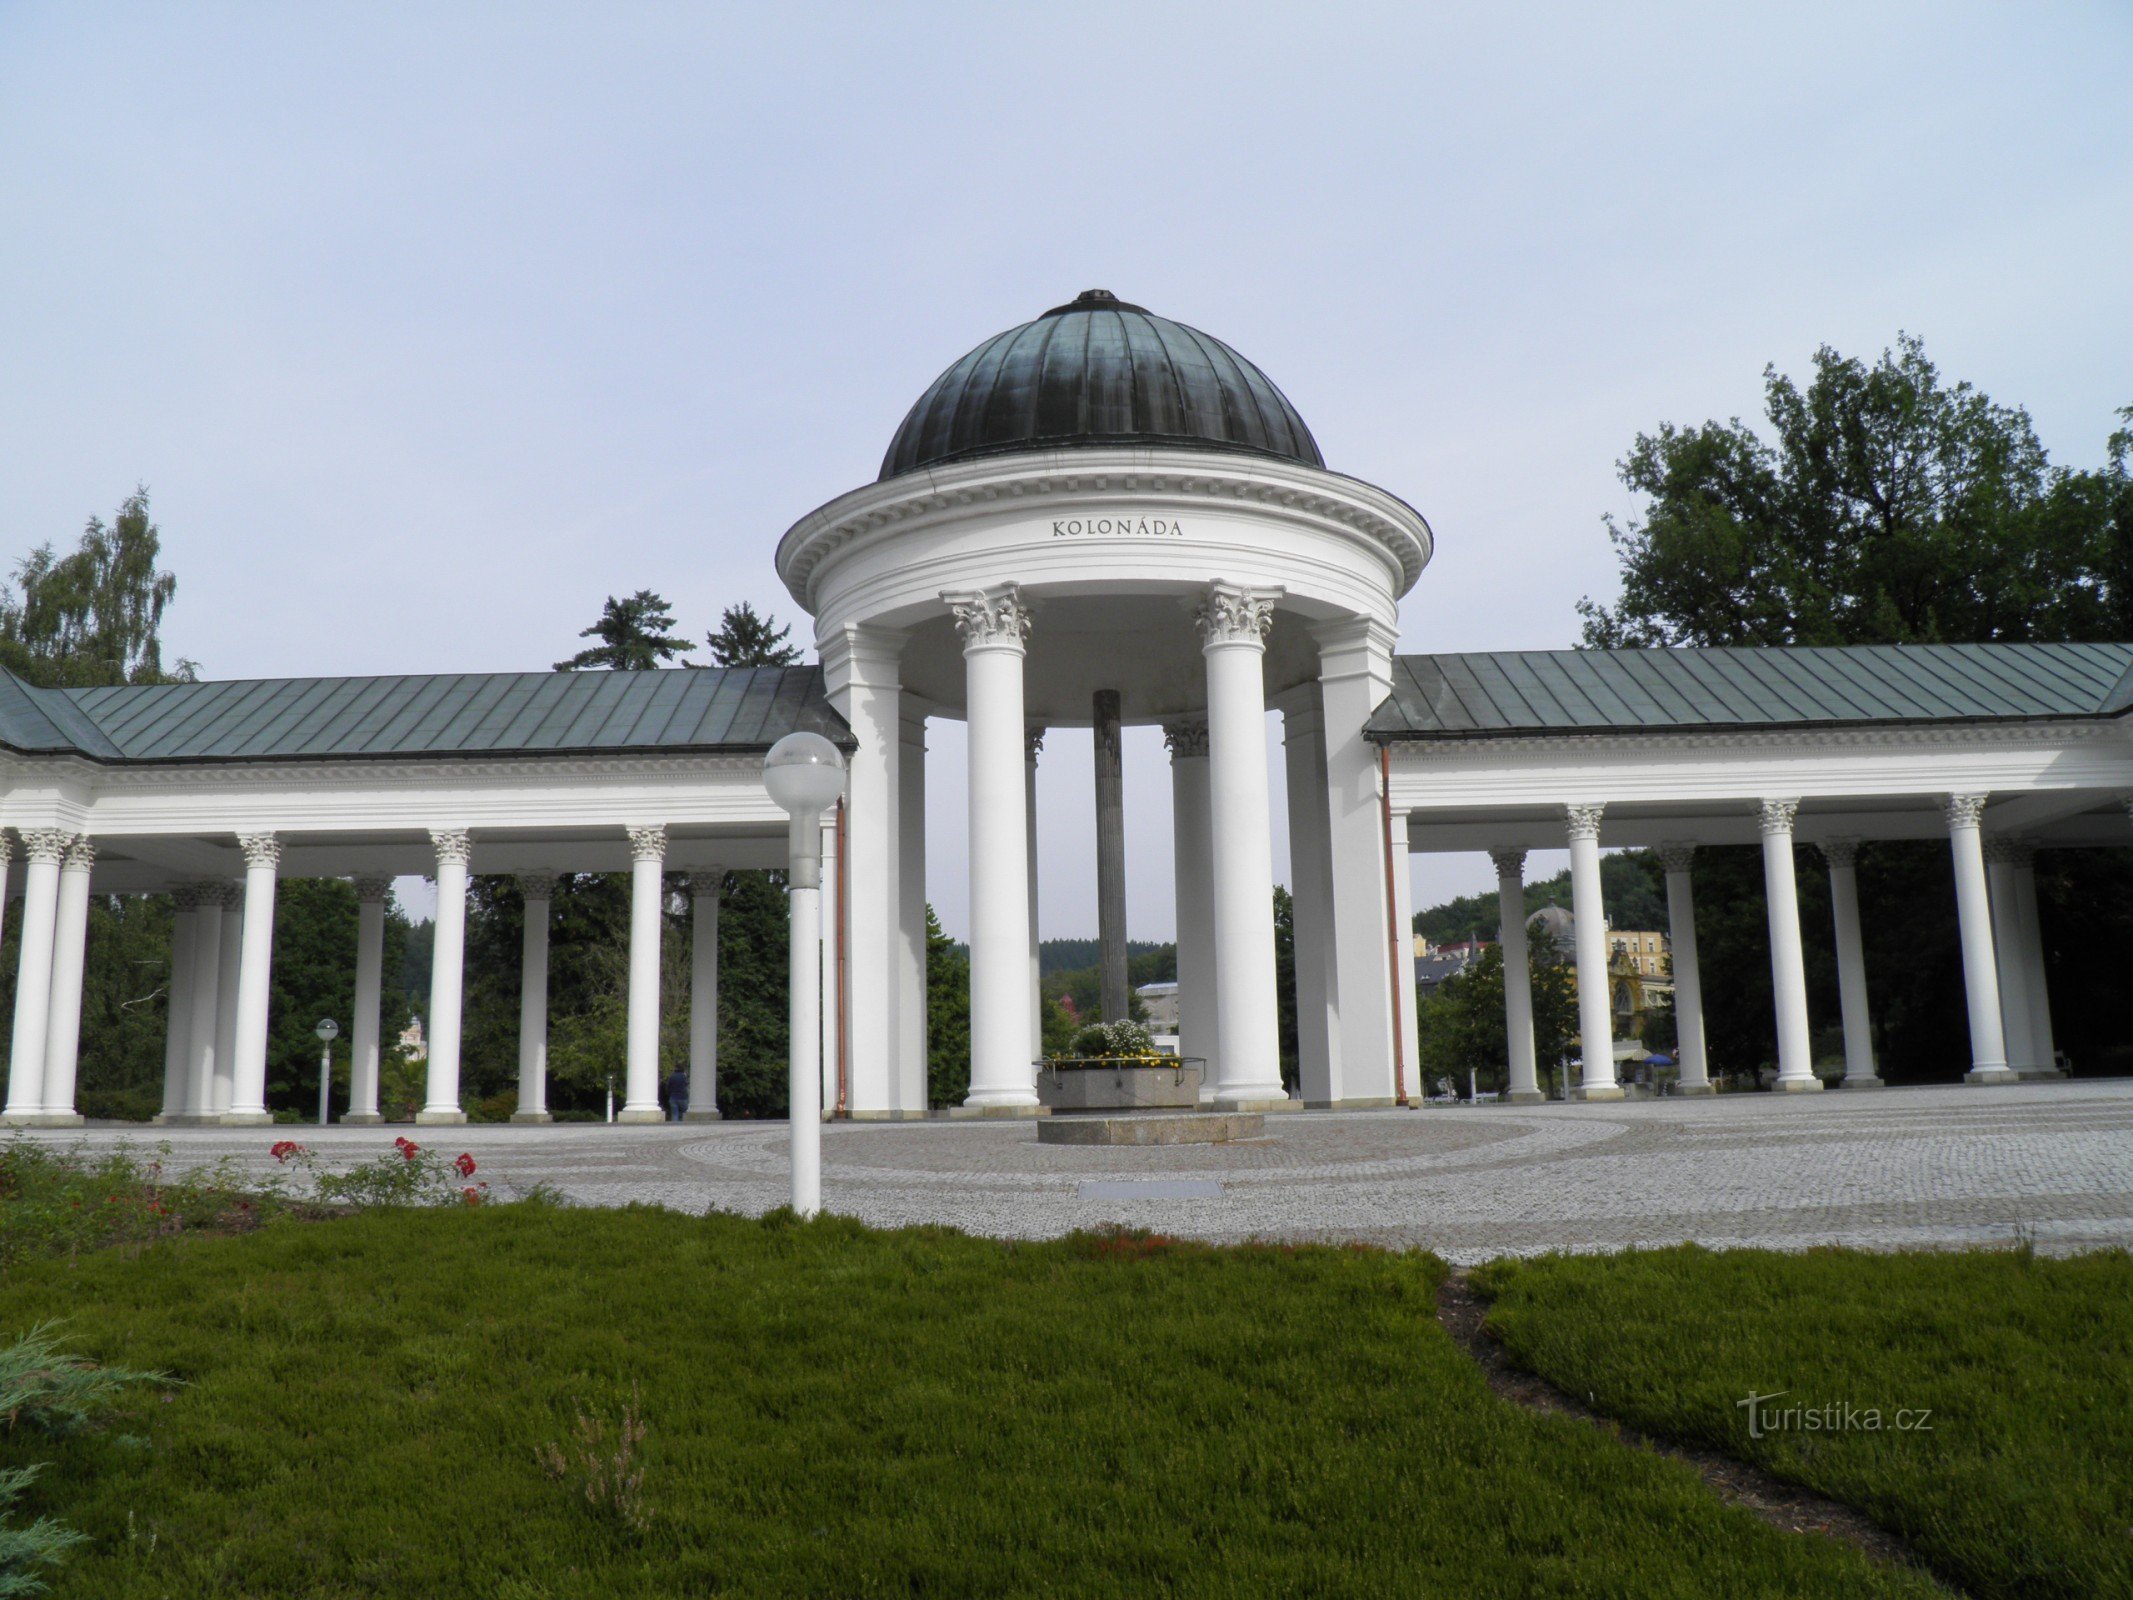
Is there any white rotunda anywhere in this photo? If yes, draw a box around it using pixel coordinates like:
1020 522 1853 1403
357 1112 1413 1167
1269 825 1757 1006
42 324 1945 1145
778 289 1433 1116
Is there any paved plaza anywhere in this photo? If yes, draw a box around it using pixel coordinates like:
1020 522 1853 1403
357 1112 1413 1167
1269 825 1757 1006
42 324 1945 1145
24 1077 2133 1263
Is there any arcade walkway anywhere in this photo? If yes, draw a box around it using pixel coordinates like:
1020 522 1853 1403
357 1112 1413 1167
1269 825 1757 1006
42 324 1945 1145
26 1078 2132 1264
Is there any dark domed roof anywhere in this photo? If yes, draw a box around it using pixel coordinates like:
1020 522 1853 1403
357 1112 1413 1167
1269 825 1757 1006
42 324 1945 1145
880 290 1323 481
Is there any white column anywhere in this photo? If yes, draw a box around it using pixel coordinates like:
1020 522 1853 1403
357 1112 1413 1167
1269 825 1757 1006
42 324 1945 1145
1200 581 1287 1106
2011 843 2059 1076
896 703 928 1113
212 885 242 1114
1820 839 1880 1088
38 836 94 1125
419 828 472 1123
1491 848 1542 1103
224 832 281 1124
1389 808 1420 1102
1026 726 1044 1061
1758 800 1820 1093
1309 618 1402 1105
945 585 1037 1110
1655 843 1712 1094
1982 838 2035 1074
1564 804 1621 1099
619 825 666 1123
1280 691 1339 1102
3 830 68 1124
820 625 905 1116
1947 794 2013 1083
345 876 391 1124
687 870 722 1120
820 810 840 1115
180 888 225 1121
507 874 553 1124
158 890 200 1121
1166 719 1219 1099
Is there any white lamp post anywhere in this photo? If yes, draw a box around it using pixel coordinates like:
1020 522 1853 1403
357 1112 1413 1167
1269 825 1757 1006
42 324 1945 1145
314 1017 339 1126
763 730 848 1218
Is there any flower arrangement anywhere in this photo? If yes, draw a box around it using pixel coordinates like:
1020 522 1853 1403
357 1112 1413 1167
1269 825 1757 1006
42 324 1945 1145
1060 1019 1161 1062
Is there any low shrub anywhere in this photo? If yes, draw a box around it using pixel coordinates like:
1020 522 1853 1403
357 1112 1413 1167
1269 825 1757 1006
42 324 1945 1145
0 1140 276 1269
271 1138 489 1208
1063 1019 1156 1059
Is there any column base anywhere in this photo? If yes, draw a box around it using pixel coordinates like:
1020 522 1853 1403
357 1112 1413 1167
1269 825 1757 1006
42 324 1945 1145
340 1111 387 1125
509 1111 553 1125
1504 1089 1550 1105
1774 1076 1825 1093
218 1112 274 1126
847 1109 930 1122
615 1107 665 1125
1674 1082 1717 1097
2015 1067 2068 1081
156 1113 224 1127
1 1112 86 1127
1963 1067 2021 1085
1303 1096 1397 1111
682 1108 723 1122
947 1102 1049 1119
1570 1085 1625 1102
415 1108 468 1125
1839 1076 1886 1090
1212 1096 1301 1113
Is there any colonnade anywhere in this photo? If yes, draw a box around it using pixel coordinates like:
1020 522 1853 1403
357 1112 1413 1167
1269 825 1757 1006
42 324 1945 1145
0 824 739 1128
1477 794 2063 1096
941 579 1293 1111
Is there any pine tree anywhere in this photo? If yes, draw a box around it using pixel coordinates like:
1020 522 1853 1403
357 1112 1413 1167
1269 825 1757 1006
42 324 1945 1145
704 601 803 667
554 591 694 671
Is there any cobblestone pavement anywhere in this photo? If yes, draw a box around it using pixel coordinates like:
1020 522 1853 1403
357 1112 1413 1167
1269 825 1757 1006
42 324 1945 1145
25 1078 2133 1263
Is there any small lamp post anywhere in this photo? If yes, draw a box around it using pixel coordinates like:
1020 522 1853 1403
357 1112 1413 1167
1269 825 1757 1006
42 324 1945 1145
763 730 847 1218
314 1018 340 1126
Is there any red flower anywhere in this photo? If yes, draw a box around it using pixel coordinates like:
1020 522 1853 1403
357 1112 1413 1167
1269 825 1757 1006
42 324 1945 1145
395 1136 420 1161
460 1186 482 1207
269 1140 307 1164
453 1153 477 1178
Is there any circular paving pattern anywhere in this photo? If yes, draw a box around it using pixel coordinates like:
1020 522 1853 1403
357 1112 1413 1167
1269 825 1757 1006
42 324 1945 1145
36 1078 2133 1263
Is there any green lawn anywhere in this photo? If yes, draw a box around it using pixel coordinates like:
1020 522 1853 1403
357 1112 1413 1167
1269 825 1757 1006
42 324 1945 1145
1475 1245 2133 1600
0 1206 1938 1599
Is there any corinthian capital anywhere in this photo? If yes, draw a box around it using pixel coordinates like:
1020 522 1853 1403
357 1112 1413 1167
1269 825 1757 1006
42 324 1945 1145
19 829 70 866
1757 798 1800 837
1488 847 1527 879
61 834 96 871
352 875 396 904
1655 841 1697 874
1944 794 1988 831
1819 838 1860 870
942 584 1031 652
1162 719 1209 760
627 824 667 863
1195 581 1281 649
430 827 474 868
237 832 280 871
1564 803 1605 843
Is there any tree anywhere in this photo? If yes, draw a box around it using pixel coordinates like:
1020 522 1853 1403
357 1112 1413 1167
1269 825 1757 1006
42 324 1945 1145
1273 885 1299 1092
705 601 802 667
554 591 694 671
925 905 971 1107
1580 338 2133 649
0 488 188 688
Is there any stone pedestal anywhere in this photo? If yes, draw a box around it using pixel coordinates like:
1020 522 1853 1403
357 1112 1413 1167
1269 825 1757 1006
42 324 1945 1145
1038 1111 1263 1146
1038 1060 1203 1113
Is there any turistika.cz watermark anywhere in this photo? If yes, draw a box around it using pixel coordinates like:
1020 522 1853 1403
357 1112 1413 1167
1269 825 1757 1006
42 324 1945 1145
1737 1390 1934 1440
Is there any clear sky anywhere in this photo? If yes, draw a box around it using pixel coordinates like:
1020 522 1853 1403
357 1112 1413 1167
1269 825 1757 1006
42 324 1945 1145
3 3 2128 937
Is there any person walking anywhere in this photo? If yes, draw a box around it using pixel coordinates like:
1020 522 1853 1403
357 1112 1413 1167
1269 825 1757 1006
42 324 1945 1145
663 1064 690 1122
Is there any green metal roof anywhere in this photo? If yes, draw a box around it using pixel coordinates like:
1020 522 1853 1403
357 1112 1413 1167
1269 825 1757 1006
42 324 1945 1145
0 666 852 765
1365 644 2133 742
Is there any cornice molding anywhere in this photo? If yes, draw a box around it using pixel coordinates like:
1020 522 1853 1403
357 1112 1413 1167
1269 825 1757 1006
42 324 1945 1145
776 446 1433 612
